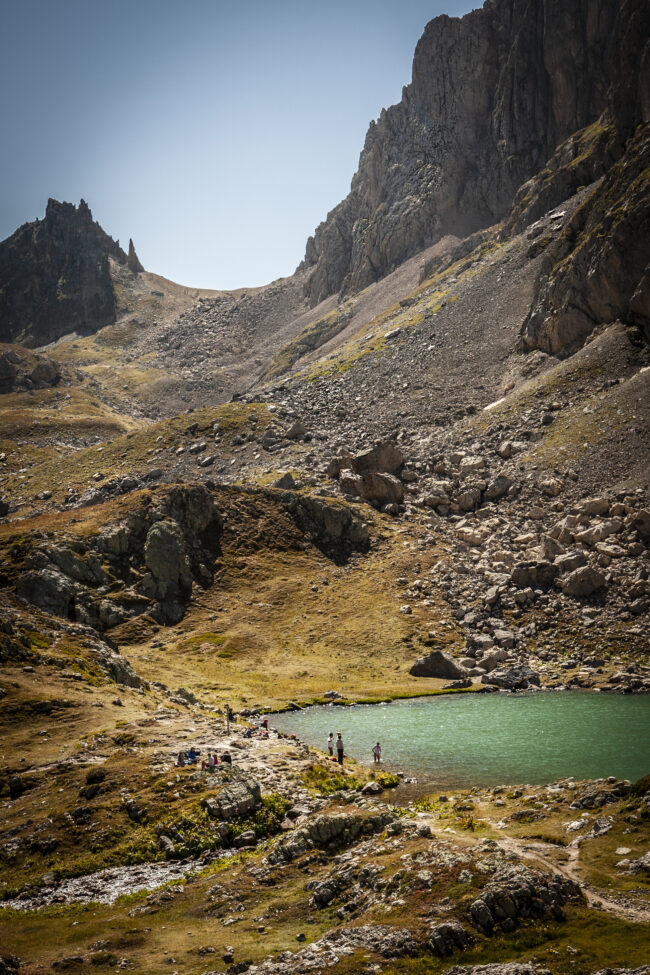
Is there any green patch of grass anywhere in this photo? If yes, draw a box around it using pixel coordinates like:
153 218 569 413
374 771 400 789
227 793 292 842
24 629 51 650
300 762 364 795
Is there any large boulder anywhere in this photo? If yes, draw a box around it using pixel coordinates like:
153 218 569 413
410 650 468 679
574 518 622 547
484 475 513 500
457 486 482 511
632 509 650 539
339 469 363 496
555 550 587 573
560 565 607 597
360 472 404 505
328 441 404 479
424 479 453 506
16 567 77 617
30 358 61 387
511 561 559 590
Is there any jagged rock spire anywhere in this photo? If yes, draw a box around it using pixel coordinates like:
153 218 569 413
127 238 144 274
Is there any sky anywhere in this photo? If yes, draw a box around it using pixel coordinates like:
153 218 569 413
1 0 476 290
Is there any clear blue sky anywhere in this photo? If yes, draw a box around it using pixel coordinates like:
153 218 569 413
1 0 475 290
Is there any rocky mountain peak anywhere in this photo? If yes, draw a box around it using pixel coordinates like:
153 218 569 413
0 199 141 347
301 0 623 306
127 237 145 274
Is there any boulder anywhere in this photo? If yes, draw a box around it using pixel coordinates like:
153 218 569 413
480 649 509 672
328 441 404 479
457 486 482 511
0 354 17 390
555 550 587 573
410 650 468 679
574 518 622 547
540 477 562 496
339 469 363 496
467 634 495 653
459 455 486 474
285 419 308 440
628 851 650 875
360 472 404 505
484 475 513 500
511 561 559 590
274 471 296 490
428 920 470 956
561 565 607 597
539 534 565 561
424 479 452 506
482 665 540 690
580 497 610 516
632 508 650 539
30 358 61 387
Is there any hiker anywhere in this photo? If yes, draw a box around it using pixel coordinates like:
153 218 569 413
327 732 334 757
176 751 186 767
187 747 199 764
372 742 382 764
261 717 269 731
221 751 232 765
202 751 216 770
336 733 344 766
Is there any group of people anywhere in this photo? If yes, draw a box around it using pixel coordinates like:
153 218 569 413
176 747 232 768
176 747 200 766
327 732 382 766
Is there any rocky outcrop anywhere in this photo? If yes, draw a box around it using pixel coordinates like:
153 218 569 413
0 199 140 347
0 344 61 392
268 810 394 864
481 665 540 691
301 0 622 305
202 772 262 820
13 484 223 629
277 491 370 563
468 864 581 935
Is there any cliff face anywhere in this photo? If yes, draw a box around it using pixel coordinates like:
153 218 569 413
518 0 650 354
301 0 621 305
0 199 143 347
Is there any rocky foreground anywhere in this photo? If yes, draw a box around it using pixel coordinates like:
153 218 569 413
1 674 649 974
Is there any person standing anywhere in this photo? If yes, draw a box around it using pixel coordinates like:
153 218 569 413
327 732 334 757
372 742 381 764
336 733 344 766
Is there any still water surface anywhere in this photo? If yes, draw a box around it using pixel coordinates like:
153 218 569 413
270 691 650 787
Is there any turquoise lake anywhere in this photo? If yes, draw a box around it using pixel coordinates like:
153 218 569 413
270 691 650 787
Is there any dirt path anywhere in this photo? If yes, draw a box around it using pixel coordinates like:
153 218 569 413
495 832 650 924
